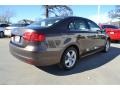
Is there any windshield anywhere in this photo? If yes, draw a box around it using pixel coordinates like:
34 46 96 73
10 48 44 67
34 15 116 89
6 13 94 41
27 18 62 28
0 24 9 27
102 25 119 29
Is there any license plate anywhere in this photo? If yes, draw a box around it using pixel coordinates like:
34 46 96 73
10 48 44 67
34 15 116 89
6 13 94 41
14 36 20 43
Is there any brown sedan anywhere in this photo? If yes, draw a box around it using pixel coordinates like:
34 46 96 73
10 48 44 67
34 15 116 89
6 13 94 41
9 16 110 70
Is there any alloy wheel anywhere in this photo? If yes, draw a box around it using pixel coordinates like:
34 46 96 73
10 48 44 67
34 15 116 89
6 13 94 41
105 40 110 52
64 50 77 68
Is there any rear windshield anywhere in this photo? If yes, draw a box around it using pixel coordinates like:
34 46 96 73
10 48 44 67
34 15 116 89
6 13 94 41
27 18 62 28
102 25 118 29
10 24 29 27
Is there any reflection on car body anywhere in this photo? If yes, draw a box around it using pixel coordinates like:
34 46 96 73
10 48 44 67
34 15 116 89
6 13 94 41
9 16 110 70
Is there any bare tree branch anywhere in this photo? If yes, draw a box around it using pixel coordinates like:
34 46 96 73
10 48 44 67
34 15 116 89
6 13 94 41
42 5 73 18
108 5 120 19
0 10 15 24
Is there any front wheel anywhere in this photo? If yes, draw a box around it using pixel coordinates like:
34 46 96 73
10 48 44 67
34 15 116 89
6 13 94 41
103 39 110 52
59 47 78 70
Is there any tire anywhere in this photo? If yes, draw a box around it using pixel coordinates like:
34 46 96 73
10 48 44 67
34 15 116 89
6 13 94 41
103 39 110 52
59 47 78 70
0 31 4 38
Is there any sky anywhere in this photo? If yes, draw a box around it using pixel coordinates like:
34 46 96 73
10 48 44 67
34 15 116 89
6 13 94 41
0 5 116 24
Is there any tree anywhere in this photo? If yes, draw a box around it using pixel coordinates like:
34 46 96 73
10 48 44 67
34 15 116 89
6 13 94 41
108 5 120 26
0 10 15 24
42 5 73 18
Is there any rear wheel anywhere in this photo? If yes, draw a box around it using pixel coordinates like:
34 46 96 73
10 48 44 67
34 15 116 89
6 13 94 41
103 39 110 52
0 31 4 38
59 47 78 70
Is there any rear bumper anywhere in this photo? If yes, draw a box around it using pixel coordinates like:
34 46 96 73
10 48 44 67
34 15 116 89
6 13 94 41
9 43 61 66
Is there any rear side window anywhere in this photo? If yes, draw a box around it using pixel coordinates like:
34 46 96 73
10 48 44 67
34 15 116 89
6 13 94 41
88 21 100 31
69 19 88 31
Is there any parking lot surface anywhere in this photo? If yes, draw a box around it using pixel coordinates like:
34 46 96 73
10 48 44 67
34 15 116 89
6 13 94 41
0 38 120 84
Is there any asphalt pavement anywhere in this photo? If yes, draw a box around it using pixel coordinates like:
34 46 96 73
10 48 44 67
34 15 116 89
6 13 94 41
0 38 120 84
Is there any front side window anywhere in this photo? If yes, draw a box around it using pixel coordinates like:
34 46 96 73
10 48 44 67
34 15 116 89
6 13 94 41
69 20 88 31
88 21 100 31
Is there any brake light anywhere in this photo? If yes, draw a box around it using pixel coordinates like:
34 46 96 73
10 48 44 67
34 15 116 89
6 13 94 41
23 32 45 42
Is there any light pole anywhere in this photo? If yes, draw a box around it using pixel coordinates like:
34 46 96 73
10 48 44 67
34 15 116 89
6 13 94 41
97 5 100 24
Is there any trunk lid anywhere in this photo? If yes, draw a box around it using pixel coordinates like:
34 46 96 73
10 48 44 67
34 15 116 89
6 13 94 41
10 27 47 47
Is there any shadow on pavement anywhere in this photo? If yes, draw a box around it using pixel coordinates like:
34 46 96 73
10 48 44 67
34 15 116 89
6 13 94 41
36 46 120 76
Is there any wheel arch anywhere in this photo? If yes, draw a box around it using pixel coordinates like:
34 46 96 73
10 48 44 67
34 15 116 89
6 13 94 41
60 43 80 62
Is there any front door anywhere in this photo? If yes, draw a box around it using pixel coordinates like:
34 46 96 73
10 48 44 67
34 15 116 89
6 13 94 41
87 20 106 49
68 18 96 54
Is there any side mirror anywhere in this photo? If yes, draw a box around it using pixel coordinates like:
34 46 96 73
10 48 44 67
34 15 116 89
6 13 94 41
101 29 105 33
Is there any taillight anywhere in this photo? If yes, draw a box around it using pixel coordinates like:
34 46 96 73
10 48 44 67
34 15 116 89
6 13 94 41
23 32 45 42
109 32 114 34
